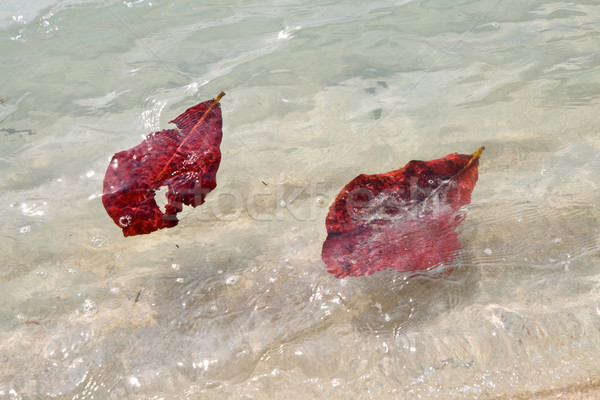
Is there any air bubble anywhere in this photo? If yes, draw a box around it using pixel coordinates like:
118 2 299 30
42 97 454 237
90 236 106 248
35 270 48 278
19 224 31 233
119 215 132 227
129 376 141 388
82 298 97 317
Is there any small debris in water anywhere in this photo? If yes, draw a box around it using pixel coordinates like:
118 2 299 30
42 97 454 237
134 289 142 303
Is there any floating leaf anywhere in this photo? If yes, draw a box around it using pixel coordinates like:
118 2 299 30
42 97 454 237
102 92 225 236
322 147 484 278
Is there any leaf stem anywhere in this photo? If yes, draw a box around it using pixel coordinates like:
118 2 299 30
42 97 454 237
464 146 485 170
190 91 225 132
472 146 485 159
215 91 225 103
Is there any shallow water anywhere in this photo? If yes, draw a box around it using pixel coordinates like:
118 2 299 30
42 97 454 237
1 0 600 398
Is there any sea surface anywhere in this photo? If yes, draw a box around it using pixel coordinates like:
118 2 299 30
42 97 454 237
1 0 600 399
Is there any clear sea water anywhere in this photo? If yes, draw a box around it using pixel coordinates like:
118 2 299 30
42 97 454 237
1 0 600 399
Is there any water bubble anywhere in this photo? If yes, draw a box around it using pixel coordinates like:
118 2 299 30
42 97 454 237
19 224 31 234
129 376 141 388
176 277 184 283
316 196 326 206
90 236 106 248
171 263 181 271
119 215 132 227
226 275 239 285
82 298 97 317
35 270 48 278
483 248 493 255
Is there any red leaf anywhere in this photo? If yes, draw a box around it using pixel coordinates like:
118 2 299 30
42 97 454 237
102 92 225 236
322 147 484 278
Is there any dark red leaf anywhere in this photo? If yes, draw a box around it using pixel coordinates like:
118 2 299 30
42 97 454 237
322 147 484 278
102 92 225 236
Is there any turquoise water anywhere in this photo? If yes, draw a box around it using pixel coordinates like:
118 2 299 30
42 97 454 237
1 0 600 398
